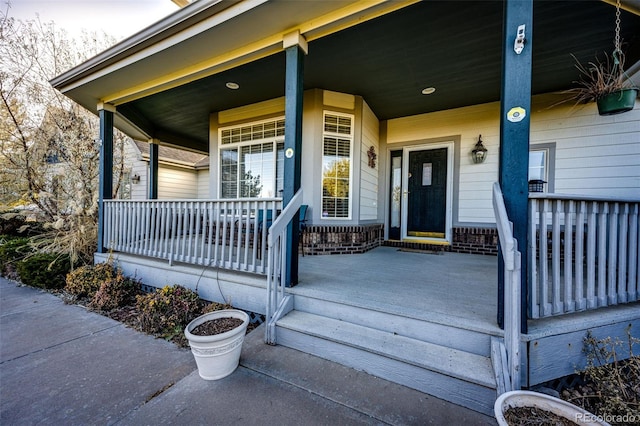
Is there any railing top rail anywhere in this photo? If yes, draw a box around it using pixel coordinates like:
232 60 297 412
268 190 303 247
492 183 516 270
529 192 640 204
103 197 283 204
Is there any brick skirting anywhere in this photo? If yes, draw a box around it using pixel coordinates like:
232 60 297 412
301 225 497 256
301 224 384 255
451 226 498 256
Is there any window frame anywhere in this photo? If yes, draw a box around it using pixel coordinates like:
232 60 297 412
218 117 286 199
529 143 556 193
320 111 354 220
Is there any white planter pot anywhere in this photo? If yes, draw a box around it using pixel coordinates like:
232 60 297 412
184 309 249 380
494 390 611 426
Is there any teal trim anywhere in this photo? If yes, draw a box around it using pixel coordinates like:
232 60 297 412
283 44 305 286
97 109 114 253
149 143 159 199
499 0 533 333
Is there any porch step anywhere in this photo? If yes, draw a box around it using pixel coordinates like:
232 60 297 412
275 310 497 415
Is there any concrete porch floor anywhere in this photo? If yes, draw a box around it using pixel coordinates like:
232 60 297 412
296 246 502 335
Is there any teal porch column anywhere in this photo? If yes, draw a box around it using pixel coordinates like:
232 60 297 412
283 31 307 286
499 0 533 333
149 141 159 199
97 104 115 253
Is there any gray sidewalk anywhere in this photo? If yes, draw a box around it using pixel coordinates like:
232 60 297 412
0 277 495 425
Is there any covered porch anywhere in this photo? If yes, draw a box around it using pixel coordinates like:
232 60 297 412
57 0 640 416
297 246 499 333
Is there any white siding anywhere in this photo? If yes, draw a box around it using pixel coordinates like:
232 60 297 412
387 103 500 223
530 100 640 198
123 140 147 200
360 101 379 221
196 169 210 199
386 97 640 224
158 165 198 199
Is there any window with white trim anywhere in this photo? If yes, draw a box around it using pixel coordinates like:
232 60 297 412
528 149 548 182
529 144 556 193
321 112 353 219
219 118 285 198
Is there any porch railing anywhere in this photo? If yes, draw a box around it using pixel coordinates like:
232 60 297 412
528 193 639 319
492 183 521 392
265 189 303 345
102 198 282 274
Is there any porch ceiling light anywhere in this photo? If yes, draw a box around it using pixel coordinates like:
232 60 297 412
225 82 239 90
471 135 488 164
421 87 436 95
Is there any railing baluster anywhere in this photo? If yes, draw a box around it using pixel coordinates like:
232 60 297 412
597 202 608 307
169 202 176 264
539 199 550 316
551 200 562 314
563 200 575 313
629 204 639 302
235 201 243 270
528 199 539 318
618 203 628 303
586 202 597 309
220 201 229 269
213 202 221 268
607 202 618 305
574 201 586 310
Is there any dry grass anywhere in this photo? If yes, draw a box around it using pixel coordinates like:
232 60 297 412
562 52 633 104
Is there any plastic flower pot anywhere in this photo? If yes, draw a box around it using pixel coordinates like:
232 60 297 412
184 309 249 380
494 390 611 426
597 88 637 116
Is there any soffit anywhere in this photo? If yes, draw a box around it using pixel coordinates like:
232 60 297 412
54 0 640 154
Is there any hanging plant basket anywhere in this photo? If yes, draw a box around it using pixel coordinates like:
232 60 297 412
597 88 638 115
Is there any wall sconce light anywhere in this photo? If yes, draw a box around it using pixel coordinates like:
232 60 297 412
471 135 488 164
131 174 141 184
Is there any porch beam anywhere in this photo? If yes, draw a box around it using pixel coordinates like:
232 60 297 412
499 0 532 333
97 103 115 253
283 32 306 286
148 140 159 199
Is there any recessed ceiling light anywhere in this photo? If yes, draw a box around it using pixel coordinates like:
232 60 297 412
422 87 436 95
226 82 239 90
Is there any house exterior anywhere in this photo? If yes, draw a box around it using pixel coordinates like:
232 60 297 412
51 0 639 415
123 140 210 200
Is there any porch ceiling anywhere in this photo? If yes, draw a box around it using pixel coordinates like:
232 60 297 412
70 1 640 153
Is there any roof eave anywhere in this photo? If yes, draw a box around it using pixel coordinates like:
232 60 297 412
50 0 244 90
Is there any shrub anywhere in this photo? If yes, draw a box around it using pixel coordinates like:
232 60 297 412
16 253 71 289
563 327 639 422
0 236 32 277
0 212 44 236
65 262 116 300
89 269 139 312
136 285 203 338
201 300 232 314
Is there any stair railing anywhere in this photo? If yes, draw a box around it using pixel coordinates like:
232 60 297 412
492 182 522 392
265 189 303 344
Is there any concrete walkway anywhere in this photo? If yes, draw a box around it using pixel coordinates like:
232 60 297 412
0 277 495 425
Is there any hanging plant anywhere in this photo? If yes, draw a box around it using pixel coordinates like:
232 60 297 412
562 0 638 115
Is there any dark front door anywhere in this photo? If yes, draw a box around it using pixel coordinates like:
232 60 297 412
406 148 447 238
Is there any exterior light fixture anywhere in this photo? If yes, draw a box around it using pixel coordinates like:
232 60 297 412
131 174 141 184
225 82 239 90
471 135 488 164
